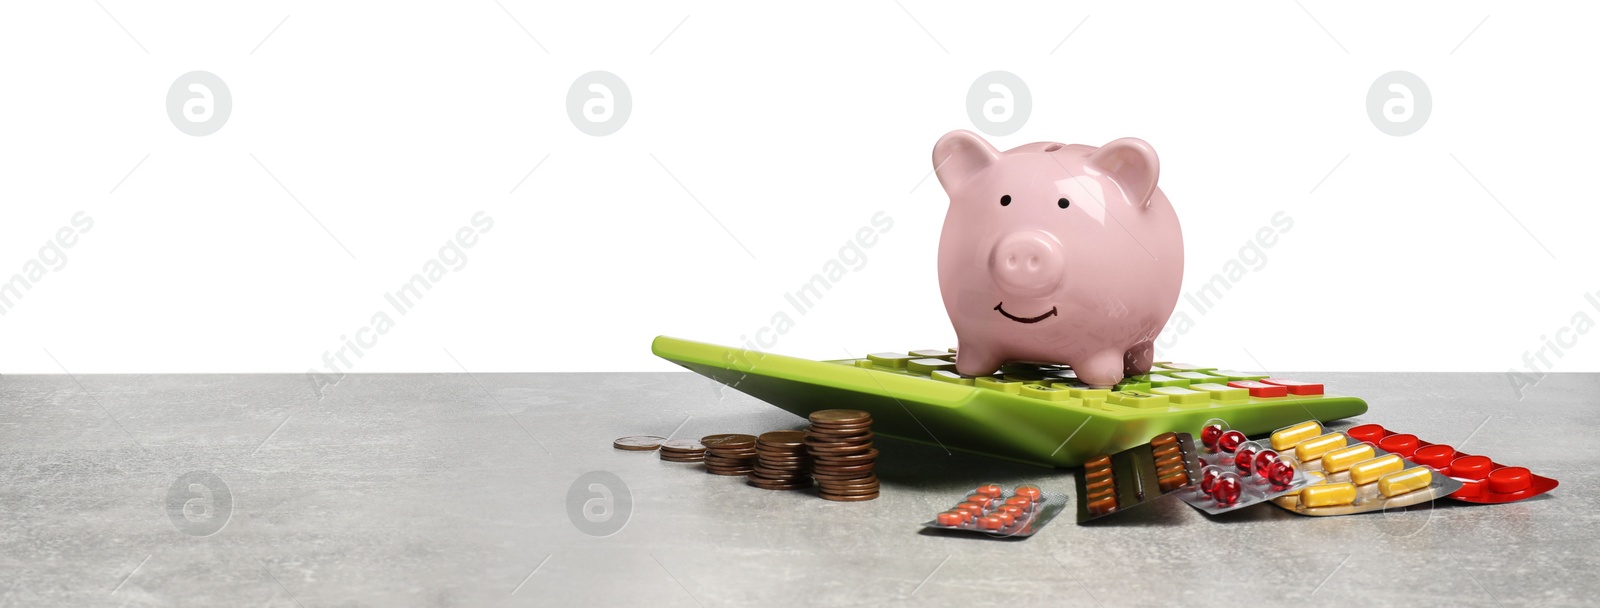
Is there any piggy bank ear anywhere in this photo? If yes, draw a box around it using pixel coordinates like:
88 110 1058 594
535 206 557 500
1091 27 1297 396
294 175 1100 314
932 130 1000 194
1086 138 1160 208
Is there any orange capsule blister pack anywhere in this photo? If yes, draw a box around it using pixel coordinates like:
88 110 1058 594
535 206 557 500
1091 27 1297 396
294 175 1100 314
1073 432 1203 523
1344 423 1557 504
1265 421 1463 516
1180 420 1316 515
922 484 1069 538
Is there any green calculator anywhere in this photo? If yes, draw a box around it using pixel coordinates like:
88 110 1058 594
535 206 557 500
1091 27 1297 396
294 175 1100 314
653 336 1367 468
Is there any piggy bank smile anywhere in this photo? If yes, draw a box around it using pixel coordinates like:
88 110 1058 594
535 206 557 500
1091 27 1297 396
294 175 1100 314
993 302 1058 324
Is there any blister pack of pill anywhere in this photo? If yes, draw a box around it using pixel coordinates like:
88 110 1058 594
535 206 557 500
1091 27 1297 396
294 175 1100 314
1265 421 1463 516
1343 423 1557 504
922 484 1069 538
1178 419 1316 514
1074 432 1202 523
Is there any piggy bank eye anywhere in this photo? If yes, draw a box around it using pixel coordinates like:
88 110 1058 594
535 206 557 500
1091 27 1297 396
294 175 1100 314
1000 195 1012 207
1057 197 1071 209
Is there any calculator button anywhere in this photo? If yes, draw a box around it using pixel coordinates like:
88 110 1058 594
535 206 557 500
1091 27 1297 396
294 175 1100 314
931 370 974 386
1107 391 1170 409
909 349 955 360
975 377 1023 394
1188 382 1248 401
1169 371 1224 382
1151 386 1208 405
1227 381 1288 398
867 353 917 369
1260 378 1324 395
1112 381 1152 393
1067 386 1111 400
1020 384 1072 401
1211 370 1269 381
1145 374 1192 388
907 358 957 375
1154 362 1216 372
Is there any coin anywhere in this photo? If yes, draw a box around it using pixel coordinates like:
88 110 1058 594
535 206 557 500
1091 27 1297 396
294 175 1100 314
819 491 880 502
757 431 807 447
662 439 706 451
613 435 666 451
702 433 757 448
809 409 871 425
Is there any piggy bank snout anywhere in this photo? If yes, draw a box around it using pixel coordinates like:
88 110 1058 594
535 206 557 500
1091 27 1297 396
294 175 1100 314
989 231 1064 297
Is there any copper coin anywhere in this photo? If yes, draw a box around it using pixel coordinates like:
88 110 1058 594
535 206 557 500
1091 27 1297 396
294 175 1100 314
613 435 666 451
755 461 810 471
748 479 814 490
808 424 873 436
818 484 880 495
819 491 879 502
808 410 872 425
662 439 706 451
660 456 705 463
805 428 875 440
812 462 875 474
818 475 879 488
757 430 807 447
810 447 878 461
813 473 875 483
706 469 754 476
750 471 811 482
701 434 757 448
705 448 758 457
755 449 808 458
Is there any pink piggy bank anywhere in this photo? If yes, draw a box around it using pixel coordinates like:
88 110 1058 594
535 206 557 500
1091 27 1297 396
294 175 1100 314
933 130 1183 387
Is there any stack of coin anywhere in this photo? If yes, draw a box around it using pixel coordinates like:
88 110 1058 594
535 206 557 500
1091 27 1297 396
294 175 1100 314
748 431 813 490
806 410 880 501
658 439 707 463
701 434 758 475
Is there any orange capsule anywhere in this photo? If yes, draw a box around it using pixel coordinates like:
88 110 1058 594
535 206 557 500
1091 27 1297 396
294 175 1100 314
977 484 1004 498
979 515 1004 530
937 511 964 526
1014 485 1043 501
966 494 992 507
1005 495 1033 509
997 504 1024 517
995 511 1016 526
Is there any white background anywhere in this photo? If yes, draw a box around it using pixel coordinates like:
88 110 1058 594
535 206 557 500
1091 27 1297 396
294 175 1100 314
2 1 1596 378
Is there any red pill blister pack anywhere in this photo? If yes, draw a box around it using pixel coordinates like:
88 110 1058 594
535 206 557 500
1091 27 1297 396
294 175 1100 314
1074 432 1203 523
1180 419 1315 515
922 484 1069 538
1345 423 1557 504
1265 421 1463 516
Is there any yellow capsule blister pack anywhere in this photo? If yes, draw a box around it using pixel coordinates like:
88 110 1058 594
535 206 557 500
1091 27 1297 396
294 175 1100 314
1265 421 1464 516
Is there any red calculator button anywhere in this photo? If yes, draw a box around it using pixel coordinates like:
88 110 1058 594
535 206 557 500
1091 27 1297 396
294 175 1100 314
1227 381 1288 398
1261 378 1324 395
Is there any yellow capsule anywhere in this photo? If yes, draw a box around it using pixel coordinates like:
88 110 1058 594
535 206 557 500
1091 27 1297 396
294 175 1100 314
1349 454 1404 485
1294 433 1348 462
1271 421 1323 451
1300 482 1358 507
1378 467 1433 497
1320 444 1377 473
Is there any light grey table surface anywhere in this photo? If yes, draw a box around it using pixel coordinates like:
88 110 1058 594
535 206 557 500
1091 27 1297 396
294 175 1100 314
1 372 1595 607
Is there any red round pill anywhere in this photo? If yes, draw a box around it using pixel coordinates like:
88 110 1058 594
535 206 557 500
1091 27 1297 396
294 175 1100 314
1451 455 1493 480
995 511 1016 526
1378 433 1419 456
1268 460 1295 487
1218 430 1246 453
1413 444 1456 469
997 504 1024 517
979 515 1004 530
1200 465 1223 493
966 494 992 507
937 511 964 526
1346 424 1387 444
1013 485 1042 501
977 484 1004 498
955 502 984 517
1235 444 1259 474
1005 495 1032 509
1210 474 1242 507
1201 423 1225 450
1488 466 1532 493
1254 450 1281 478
